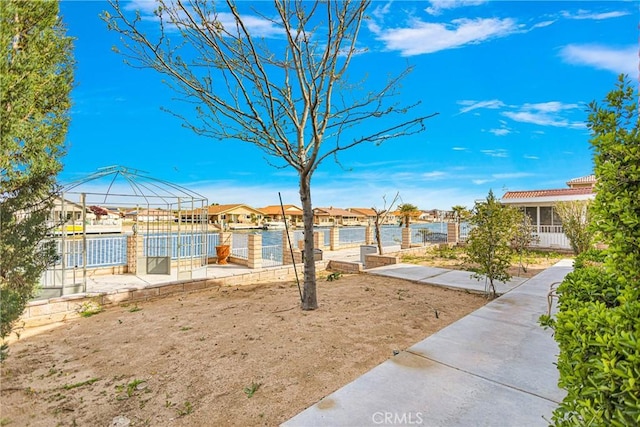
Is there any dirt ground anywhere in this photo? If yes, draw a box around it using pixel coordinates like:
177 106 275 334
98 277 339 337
1 248 567 427
1 273 488 427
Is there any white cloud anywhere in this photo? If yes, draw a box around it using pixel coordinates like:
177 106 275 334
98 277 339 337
561 10 631 20
374 18 519 56
502 101 585 129
502 111 585 129
472 179 492 185
481 149 508 158
426 0 487 16
492 172 534 179
422 171 447 180
521 101 580 113
452 147 468 151
524 155 539 160
123 0 283 38
560 44 637 76
531 20 555 29
458 99 506 114
488 128 511 136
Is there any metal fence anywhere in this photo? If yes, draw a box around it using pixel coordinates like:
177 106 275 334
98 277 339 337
262 245 282 267
53 235 128 268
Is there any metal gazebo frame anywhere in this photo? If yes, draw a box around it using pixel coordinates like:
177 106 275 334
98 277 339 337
41 166 208 297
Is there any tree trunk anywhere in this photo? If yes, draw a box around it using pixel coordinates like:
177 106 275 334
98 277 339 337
299 172 318 310
374 216 383 255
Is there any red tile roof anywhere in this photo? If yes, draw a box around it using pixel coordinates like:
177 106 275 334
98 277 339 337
566 174 596 186
502 187 595 199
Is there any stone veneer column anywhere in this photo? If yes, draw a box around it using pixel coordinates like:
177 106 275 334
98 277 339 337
218 231 233 247
329 226 340 251
401 227 411 249
282 230 296 265
313 231 323 249
127 233 145 274
447 222 459 244
365 225 374 245
247 233 262 269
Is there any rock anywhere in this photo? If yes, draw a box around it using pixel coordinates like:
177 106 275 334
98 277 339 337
109 415 131 427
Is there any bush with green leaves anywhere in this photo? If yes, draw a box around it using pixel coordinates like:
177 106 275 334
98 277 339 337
465 189 527 298
542 75 640 426
553 200 594 255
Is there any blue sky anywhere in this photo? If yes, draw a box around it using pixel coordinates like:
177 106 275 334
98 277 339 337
58 0 638 210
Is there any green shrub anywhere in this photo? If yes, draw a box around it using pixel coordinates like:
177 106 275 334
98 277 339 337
573 248 607 270
542 75 640 426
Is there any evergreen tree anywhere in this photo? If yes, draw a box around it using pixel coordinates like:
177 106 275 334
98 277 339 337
0 0 74 343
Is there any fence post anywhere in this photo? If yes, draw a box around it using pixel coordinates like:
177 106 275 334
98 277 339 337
247 233 262 269
365 225 373 245
447 222 458 244
127 233 144 274
282 230 296 265
401 227 411 249
330 226 340 250
314 231 323 250
218 231 233 247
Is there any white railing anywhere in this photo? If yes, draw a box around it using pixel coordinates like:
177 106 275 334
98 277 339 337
539 225 564 234
232 247 248 259
531 232 571 250
262 245 282 267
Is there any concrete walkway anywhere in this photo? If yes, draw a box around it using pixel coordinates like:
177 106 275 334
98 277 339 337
283 260 573 427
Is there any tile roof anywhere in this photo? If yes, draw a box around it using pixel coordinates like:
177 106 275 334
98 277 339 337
259 205 303 215
566 174 596 186
502 187 595 199
348 207 376 216
314 207 364 217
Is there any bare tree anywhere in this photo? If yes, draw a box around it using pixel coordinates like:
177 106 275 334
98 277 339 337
371 192 400 255
103 0 437 310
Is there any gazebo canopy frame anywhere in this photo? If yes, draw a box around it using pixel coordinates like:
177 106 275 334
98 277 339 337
43 165 208 297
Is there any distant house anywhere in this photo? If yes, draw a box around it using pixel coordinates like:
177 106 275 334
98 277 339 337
260 204 304 227
313 207 365 226
125 208 171 222
347 207 397 225
202 204 264 226
501 175 596 250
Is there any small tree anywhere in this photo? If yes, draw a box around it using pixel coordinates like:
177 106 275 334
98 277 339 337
371 192 400 255
465 190 522 298
553 200 594 255
103 0 437 310
0 0 74 345
510 212 538 275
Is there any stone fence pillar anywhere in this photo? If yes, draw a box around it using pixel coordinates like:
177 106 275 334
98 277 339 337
329 226 340 251
247 233 262 269
282 230 296 265
365 225 374 245
447 222 459 244
401 227 411 249
218 231 233 247
127 233 144 274
314 231 323 250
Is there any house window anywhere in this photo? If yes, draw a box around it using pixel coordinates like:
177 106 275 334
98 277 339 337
540 207 552 225
525 207 537 225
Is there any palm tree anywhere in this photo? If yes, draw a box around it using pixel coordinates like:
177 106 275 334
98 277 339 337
397 203 419 228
